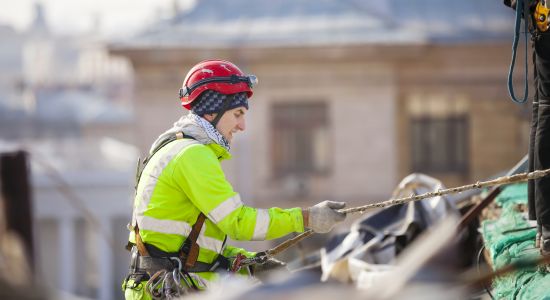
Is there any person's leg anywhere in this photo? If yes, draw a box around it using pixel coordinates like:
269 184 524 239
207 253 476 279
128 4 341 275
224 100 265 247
536 97 550 253
528 98 539 222
533 30 550 253
535 32 550 97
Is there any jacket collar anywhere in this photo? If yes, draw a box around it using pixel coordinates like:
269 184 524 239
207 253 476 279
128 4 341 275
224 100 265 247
151 113 232 160
207 143 232 161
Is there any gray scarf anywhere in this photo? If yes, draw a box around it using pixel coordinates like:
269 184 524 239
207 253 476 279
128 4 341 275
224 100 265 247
150 113 230 154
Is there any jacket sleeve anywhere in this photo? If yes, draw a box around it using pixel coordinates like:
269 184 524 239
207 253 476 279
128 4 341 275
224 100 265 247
222 245 256 258
173 144 305 241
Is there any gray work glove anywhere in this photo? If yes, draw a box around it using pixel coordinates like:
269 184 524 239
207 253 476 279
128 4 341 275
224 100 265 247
304 201 347 233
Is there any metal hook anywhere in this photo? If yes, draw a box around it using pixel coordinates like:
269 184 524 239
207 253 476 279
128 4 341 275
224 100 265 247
147 270 167 300
168 257 193 295
172 268 180 284
169 257 182 271
163 272 177 299
180 270 194 290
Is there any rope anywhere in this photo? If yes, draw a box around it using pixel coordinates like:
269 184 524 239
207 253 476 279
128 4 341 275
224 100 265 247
260 168 550 260
507 0 530 104
340 168 550 214
508 0 529 104
266 229 315 257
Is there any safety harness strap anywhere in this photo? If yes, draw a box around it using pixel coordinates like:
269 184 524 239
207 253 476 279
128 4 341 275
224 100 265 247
134 224 150 257
134 132 196 192
130 240 233 274
136 253 232 273
181 213 206 270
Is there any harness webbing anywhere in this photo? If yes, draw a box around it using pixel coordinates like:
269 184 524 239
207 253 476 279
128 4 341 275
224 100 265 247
134 132 196 192
182 213 206 270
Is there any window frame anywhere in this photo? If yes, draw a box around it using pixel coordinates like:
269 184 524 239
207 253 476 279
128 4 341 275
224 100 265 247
270 101 331 178
410 114 469 174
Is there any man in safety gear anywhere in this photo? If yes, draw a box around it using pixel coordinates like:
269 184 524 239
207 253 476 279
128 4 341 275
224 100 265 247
122 59 347 299
530 5 550 256
504 0 550 255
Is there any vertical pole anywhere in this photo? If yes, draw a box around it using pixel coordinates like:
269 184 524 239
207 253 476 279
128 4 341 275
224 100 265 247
59 217 76 293
0 151 34 270
98 216 113 300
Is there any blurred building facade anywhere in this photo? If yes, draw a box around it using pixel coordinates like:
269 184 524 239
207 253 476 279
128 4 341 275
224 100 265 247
0 3 135 300
111 0 527 212
0 1 531 300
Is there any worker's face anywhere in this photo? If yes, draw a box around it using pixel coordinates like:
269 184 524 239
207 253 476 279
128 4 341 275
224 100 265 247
205 106 247 143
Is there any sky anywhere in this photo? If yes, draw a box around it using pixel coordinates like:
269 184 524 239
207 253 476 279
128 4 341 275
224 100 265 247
0 0 195 37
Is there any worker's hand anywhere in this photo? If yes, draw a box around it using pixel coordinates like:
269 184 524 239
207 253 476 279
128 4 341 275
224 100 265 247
303 201 346 233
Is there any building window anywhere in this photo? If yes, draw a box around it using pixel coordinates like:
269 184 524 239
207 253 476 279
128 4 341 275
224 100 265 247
271 102 330 177
410 115 468 173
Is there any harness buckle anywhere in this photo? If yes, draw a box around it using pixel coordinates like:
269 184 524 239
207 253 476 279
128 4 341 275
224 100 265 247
130 246 139 272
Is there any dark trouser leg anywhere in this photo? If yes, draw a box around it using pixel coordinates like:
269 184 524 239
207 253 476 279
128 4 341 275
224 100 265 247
534 31 550 244
535 31 550 98
536 98 550 234
529 99 539 221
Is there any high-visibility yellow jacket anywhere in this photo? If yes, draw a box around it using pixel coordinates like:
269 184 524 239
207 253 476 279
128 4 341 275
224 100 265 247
128 116 305 286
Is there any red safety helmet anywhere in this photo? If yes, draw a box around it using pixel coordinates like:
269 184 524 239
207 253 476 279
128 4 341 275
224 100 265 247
179 60 257 110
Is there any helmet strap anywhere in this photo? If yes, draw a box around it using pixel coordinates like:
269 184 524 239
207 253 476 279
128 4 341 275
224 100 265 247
182 75 254 98
210 94 236 128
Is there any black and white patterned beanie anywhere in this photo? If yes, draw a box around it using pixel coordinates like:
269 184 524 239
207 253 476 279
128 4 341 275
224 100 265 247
191 90 249 116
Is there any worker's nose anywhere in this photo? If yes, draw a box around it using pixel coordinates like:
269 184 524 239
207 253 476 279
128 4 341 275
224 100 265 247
237 118 246 131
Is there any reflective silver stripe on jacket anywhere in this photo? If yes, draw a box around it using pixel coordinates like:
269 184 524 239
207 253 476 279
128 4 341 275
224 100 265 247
251 209 270 240
137 215 224 253
197 223 224 254
207 194 243 224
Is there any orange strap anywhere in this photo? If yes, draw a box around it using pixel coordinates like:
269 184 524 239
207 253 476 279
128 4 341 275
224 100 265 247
183 213 206 269
134 224 150 256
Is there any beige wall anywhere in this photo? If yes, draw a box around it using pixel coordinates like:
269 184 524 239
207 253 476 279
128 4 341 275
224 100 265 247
396 44 530 187
245 60 398 208
131 62 189 154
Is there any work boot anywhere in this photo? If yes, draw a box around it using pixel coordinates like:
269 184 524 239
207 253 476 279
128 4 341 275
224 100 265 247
540 226 550 256
542 238 550 255
535 222 542 248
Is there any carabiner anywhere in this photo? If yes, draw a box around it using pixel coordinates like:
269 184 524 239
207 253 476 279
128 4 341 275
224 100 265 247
146 270 167 300
169 257 183 271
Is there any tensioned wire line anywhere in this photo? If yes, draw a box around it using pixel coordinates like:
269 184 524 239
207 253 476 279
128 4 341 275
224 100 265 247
341 168 550 214
259 168 550 259
31 152 118 253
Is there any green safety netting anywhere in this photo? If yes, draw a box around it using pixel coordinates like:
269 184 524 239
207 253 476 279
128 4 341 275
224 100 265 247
480 183 550 299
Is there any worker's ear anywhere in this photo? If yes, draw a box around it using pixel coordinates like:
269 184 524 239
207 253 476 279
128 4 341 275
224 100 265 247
203 113 217 122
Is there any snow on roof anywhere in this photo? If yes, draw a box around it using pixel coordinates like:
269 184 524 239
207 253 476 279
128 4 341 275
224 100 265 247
114 0 516 49
34 89 131 124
